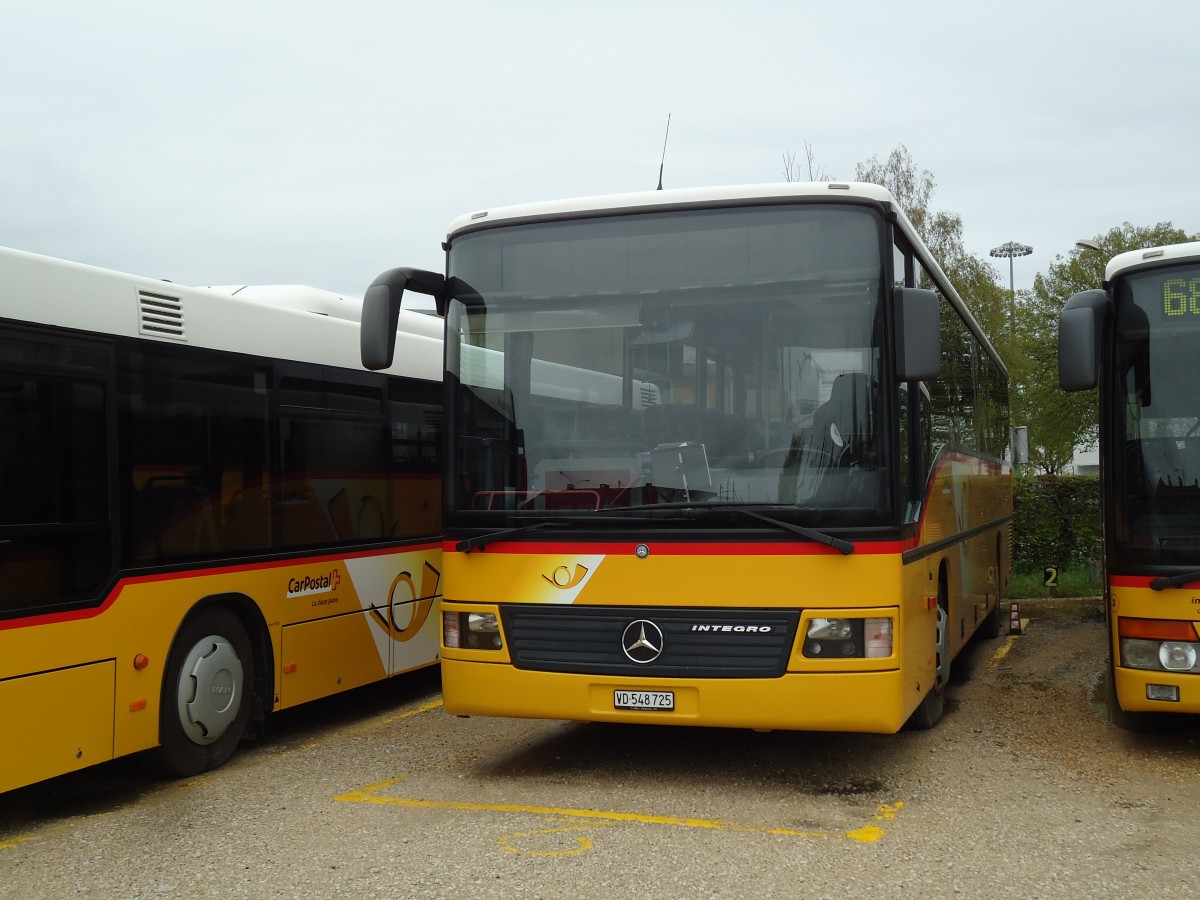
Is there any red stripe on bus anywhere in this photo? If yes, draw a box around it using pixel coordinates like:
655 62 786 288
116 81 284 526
444 538 916 556
1109 574 1200 589
0 540 442 632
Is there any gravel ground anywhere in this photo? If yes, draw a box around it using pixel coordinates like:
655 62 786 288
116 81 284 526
2 597 1198 899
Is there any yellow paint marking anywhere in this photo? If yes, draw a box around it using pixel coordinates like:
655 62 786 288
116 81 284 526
0 836 33 851
844 824 885 843
383 698 443 723
335 778 902 844
989 634 1020 668
498 824 603 856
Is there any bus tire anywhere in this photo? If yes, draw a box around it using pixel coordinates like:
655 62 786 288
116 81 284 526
907 591 950 730
145 607 255 777
974 600 1003 643
977 541 1005 640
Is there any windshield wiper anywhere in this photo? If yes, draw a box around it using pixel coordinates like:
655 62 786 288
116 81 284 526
1149 570 1200 591
456 505 853 555
456 520 567 553
599 501 854 554
726 508 855 555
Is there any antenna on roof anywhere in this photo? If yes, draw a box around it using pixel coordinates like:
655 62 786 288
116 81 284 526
656 114 672 190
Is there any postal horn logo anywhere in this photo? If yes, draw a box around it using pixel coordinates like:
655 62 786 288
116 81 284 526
543 564 589 589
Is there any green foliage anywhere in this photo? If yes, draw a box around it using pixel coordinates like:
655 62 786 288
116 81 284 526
855 145 951 263
844 145 1196 476
1013 475 1101 575
1008 567 1100 600
853 145 1010 368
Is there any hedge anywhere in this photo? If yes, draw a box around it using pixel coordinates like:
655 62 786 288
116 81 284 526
1012 475 1101 574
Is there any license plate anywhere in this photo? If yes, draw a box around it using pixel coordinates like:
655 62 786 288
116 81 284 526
613 690 674 711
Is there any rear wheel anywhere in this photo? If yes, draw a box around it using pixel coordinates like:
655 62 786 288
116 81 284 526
144 607 255 777
978 542 1005 640
978 598 1003 639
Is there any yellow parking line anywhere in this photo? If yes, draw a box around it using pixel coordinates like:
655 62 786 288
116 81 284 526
382 698 443 723
0 836 33 852
335 778 903 844
989 634 1020 669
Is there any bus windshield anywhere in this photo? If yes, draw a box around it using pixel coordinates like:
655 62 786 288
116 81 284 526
1112 263 1200 562
445 203 892 527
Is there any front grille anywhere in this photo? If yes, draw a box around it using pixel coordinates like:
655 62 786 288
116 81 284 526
501 605 799 678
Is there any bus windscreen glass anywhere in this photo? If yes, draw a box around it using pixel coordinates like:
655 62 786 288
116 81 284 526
1112 263 1200 560
444 204 891 528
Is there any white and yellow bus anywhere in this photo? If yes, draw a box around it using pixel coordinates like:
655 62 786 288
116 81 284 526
362 183 1012 733
1060 241 1200 727
0 246 443 793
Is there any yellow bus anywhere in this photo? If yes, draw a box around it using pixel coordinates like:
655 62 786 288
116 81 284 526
1060 241 1200 728
362 183 1012 733
0 246 443 793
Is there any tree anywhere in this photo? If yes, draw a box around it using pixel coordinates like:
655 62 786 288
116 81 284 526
1018 222 1197 473
855 146 936 239
782 141 832 182
853 145 1016 359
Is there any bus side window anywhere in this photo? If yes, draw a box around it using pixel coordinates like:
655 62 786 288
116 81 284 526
120 347 271 564
0 333 113 616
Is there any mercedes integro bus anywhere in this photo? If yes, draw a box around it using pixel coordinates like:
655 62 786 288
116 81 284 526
362 182 1012 733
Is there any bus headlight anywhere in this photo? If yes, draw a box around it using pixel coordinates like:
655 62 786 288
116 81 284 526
1159 642 1198 672
803 617 892 659
443 611 504 650
1118 618 1200 673
808 618 853 640
1120 638 1160 670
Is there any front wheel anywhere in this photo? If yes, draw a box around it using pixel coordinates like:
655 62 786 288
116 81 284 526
907 603 949 730
144 607 256 777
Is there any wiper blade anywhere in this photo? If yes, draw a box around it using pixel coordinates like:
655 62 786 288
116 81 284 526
728 508 855 555
1149 570 1200 591
455 520 566 553
601 501 854 554
459 504 853 555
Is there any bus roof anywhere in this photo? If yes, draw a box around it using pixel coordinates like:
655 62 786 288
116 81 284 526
0 245 442 381
446 181 901 237
1106 241 1200 283
443 180 1004 376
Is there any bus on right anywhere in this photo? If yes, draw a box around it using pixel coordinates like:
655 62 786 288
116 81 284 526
1060 241 1200 728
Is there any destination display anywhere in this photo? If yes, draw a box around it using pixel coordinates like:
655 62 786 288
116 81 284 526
1156 270 1200 319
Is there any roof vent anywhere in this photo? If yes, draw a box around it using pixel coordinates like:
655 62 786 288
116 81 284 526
138 288 185 339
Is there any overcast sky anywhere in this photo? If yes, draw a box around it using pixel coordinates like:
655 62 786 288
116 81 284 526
2 1 1196 302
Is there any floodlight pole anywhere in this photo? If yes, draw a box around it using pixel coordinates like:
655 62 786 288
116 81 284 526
989 241 1033 344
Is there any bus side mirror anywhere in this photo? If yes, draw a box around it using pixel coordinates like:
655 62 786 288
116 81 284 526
893 287 940 382
1058 289 1107 392
360 267 446 370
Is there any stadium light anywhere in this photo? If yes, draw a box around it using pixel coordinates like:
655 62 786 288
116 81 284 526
989 241 1033 343
989 241 1034 295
